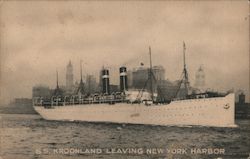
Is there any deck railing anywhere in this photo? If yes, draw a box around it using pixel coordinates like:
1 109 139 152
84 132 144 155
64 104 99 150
33 95 128 108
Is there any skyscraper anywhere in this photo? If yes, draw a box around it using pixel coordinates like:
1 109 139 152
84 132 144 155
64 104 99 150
194 66 205 91
66 60 74 91
86 74 98 94
131 65 165 90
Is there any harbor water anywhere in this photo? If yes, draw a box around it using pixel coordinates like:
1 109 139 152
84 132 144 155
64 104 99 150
0 113 249 159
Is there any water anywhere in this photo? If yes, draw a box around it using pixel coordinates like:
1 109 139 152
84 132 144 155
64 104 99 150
0 113 249 159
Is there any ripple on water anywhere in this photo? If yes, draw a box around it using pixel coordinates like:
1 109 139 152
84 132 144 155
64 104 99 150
1 114 250 159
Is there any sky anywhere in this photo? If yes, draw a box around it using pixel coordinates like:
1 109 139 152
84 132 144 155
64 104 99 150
0 1 249 104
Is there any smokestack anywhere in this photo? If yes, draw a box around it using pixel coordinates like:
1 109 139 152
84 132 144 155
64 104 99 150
102 69 110 94
119 66 128 92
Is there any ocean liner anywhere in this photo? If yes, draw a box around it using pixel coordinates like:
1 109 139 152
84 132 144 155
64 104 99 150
33 43 236 127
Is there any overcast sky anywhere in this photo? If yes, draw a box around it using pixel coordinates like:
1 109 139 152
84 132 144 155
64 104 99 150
0 1 249 104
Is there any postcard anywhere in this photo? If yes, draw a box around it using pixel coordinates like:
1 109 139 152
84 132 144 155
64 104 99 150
0 1 249 159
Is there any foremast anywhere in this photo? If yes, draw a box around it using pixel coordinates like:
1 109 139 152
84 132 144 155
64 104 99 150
53 70 62 96
183 41 190 97
148 46 154 101
175 41 190 99
76 60 85 95
135 46 157 103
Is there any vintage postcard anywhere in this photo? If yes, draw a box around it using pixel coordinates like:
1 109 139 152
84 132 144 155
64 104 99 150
0 1 249 159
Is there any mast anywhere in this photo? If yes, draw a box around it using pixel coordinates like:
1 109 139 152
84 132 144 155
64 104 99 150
56 70 59 89
183 41 189 96
54 69 62 96
80 60 83 84
87 75 91 94
149 46 154 101
76 60 85 95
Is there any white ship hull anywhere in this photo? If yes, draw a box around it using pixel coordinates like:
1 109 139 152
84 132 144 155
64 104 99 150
33 93 236 127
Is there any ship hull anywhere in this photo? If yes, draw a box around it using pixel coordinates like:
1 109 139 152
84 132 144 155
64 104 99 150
33 93 236 127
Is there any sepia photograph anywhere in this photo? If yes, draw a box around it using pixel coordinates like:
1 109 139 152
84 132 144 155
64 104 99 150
0 1 249 159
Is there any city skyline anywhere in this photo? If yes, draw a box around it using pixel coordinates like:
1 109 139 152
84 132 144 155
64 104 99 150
0 1 249 104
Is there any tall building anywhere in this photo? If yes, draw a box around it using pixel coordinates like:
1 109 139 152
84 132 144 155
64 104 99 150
127 70 133 88
132 66 148 89
32 85 52 98
194 66 205 91
131 65 165 90
85 74 98 94
66 60 74 91
157 80 180 102
152 65 165 81
239 92 246 104
98 69 103 92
